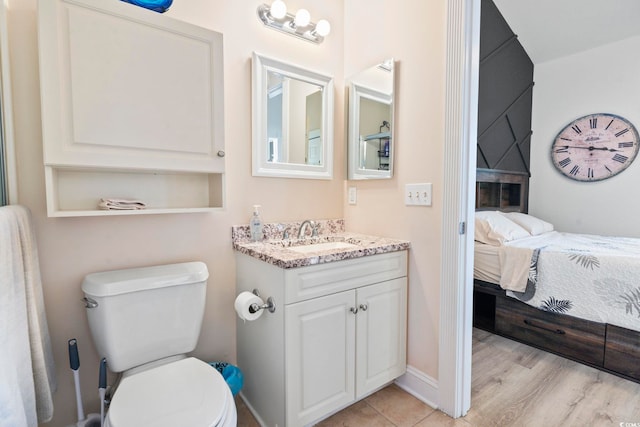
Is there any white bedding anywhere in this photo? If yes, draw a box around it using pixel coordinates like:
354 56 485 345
474 242 500 284
474 242 537 292
475 231 640 332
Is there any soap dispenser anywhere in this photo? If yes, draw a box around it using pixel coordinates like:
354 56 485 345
250 205 263 242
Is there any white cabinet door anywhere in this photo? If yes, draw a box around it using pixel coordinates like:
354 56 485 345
285 290 356 426
356 278 407 398
38 0 224 173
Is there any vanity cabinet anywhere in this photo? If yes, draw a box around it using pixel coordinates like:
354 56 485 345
38 0 224 216
286 278 406 425
236 251 407 427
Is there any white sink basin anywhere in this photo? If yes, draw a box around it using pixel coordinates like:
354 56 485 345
287 241 358 254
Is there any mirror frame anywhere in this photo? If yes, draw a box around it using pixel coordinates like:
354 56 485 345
252 52 334 180
347 59 395 180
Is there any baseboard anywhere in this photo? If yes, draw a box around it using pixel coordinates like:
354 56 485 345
238 392 268 427
394 365 439 409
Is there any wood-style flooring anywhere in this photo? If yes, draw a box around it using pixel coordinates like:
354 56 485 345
237 328 640 426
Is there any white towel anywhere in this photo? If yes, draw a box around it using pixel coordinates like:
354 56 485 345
498 245 534 292
0 206 56 426
98 198 146 210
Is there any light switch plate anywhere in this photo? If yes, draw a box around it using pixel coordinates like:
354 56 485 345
405 183 432 206
348 187 357 205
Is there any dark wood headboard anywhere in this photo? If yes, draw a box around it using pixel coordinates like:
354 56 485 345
476 168 529 213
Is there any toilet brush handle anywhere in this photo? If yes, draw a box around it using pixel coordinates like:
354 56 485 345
68 338 86 421
99 358 107 427
73 370 85 421
99 358 107 389
68 339 80 371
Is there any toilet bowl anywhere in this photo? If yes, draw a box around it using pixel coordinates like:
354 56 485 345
104 358 236 427
82 262 236 427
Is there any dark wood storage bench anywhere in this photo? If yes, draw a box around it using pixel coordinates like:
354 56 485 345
474 279 640 383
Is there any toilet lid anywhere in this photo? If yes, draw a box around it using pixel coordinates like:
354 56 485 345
107 357 231 427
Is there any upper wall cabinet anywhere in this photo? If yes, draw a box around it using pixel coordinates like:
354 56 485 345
38 0 225 216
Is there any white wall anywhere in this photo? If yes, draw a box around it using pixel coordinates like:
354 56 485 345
529 35 640 237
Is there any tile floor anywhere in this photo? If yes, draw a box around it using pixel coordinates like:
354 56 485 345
235 384 462 427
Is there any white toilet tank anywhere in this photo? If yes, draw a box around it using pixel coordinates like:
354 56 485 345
82 262 209 372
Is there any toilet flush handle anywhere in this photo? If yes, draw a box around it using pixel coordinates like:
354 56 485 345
83 297 98 309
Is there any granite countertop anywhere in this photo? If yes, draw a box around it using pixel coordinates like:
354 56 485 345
231 219 410 269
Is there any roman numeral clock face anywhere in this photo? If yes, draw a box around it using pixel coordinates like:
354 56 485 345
551 113 640 182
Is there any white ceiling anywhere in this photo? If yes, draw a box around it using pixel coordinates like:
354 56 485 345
493 0 640 64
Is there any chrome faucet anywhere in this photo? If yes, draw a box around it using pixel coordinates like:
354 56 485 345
278 223 292 240
297 220 318 239
282 227 291 240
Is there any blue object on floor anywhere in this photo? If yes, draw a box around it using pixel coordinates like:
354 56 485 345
209 362 244 396
120 0 173 13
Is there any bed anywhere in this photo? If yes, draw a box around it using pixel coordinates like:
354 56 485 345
474 169 640 382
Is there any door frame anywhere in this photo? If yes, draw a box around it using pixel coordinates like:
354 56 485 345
0 0 17 205
438 0 480 418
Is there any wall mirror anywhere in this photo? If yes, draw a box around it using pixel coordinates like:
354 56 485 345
252 52 334 179
347 58 395 180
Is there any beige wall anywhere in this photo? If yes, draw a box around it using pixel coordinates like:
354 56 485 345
343 1 446 378
6 1 446 426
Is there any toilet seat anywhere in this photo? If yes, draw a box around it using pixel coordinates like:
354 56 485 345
105 357 236 427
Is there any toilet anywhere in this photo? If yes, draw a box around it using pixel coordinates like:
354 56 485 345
82 262 237 427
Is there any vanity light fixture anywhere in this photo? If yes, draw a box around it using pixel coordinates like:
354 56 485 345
257 1 331 44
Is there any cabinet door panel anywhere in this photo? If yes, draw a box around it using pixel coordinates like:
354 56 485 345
356 278 407 398
285 291 356 426
39 0 224 172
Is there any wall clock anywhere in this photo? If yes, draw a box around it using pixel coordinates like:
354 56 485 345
551 113 640 182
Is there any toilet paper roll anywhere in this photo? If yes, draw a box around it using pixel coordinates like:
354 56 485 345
234 292 265 321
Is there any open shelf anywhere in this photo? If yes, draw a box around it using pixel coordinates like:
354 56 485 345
475 168 529 212
38 0 226 218
45 166 224 217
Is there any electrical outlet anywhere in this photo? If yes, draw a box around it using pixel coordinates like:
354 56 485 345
348 187 357 205
405 183 432 206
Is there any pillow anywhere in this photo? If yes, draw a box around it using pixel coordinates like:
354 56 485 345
504 212 554 236
475 211 530 246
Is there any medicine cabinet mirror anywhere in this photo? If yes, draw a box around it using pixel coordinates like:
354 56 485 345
347 58 395 180
252 52 334 179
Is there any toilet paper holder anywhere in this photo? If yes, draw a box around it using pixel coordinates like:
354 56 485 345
249 289 276 314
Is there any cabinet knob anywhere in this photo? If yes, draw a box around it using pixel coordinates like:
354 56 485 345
217 150 226 157
359 303 368 312
350 306 358 314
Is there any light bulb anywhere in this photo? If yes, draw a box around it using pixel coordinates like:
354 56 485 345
315 19 331 36
294 8 311 27
270 0 287 19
